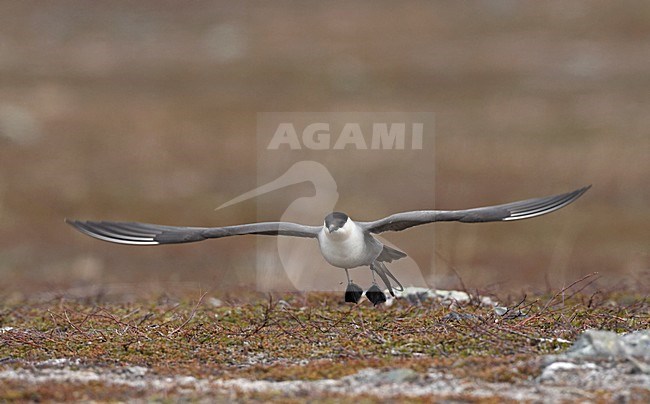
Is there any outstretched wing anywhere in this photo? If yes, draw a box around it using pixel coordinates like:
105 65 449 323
360 185 591 234
66 220 321 245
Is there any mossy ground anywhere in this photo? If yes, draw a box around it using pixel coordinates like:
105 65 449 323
1 288 648 401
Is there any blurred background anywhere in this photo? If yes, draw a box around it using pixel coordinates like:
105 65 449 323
0 1 648 299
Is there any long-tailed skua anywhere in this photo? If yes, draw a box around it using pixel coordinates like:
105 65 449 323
67 185 591 305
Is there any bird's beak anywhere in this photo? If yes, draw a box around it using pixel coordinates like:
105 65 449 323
328 225 338 233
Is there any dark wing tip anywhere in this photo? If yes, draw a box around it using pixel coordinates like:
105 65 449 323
66 219 160 245
502 184 591 221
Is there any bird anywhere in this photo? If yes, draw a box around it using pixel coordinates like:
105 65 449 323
66 185 591 305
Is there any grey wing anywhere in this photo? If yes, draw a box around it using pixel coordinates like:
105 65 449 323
66 219 321 245
360 185 591 234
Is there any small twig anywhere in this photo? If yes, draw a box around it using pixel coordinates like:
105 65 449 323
518 272 599 326
74 306 101 329
120 308 141 321
137 313 155 326
511 294 528 310
168 292 207 337
47 309 85 335
92 309 152 339
63 310 85 335
243 294 276 337
563 275 602 301
498 294 530 319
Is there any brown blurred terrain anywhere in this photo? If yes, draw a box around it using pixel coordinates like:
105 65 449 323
0 1 648 298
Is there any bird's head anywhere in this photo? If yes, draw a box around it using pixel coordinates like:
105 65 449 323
324 212 350 236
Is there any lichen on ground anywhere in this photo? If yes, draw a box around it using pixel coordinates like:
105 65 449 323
0 287 648 401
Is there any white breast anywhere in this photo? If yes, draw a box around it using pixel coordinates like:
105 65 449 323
317 219 381 269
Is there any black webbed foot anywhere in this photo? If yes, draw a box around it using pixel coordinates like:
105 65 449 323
365 284 387 306
345 282 363 304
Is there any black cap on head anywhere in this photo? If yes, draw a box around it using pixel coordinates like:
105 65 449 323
324 212 348 231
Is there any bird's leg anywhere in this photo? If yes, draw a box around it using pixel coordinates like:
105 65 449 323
344 269 362 304
366 264 387 306
371 267 378 285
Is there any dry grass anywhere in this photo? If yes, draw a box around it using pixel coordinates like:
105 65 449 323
1 275 648 400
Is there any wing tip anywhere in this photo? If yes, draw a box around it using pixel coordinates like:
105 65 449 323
66 219 160 245
566 184 592 202
65 218 84 229
503 184 591 221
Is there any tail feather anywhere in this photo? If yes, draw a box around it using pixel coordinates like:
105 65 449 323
376 245 407 263
371 261 404 296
